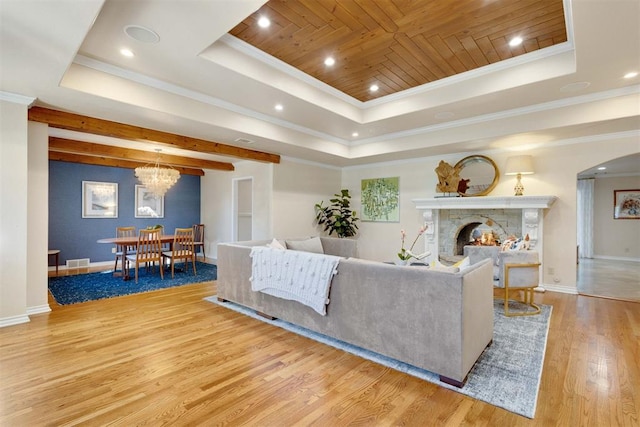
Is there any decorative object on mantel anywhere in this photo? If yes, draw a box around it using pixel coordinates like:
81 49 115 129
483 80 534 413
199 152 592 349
505 155 535 196
397 223 430 264
455 155 500 197
435 160 462 196
315 189 359 238
134 149 180 197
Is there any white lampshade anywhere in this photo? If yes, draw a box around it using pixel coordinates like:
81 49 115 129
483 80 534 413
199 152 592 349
505 155 534 196
505 155 535 175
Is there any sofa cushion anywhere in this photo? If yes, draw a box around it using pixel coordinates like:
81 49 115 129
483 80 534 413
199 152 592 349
286 236 325 254
266 238 286 250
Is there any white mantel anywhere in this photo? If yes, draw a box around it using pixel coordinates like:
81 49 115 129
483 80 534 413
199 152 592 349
412 195 557 210
412 195 558 266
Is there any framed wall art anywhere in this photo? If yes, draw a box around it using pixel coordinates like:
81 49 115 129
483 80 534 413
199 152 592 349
82 181 118 218
361 177 400 222
135 185 164 218
614 189 640 219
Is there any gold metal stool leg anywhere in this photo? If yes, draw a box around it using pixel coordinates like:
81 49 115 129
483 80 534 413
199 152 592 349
504 263 542 317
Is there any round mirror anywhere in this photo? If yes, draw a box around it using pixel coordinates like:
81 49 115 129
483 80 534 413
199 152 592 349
455 155 499 197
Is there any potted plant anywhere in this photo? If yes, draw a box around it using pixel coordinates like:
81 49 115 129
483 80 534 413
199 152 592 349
315 189 359 238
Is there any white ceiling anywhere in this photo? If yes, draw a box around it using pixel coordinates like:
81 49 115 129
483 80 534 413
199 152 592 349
1 0 639 171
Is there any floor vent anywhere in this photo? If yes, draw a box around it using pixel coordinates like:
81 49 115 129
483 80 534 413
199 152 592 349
66 258 90 268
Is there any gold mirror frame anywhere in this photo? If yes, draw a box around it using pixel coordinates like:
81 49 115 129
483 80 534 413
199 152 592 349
455 155 500 197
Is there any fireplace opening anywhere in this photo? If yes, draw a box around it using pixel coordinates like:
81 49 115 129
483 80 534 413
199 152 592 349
455 222 501 255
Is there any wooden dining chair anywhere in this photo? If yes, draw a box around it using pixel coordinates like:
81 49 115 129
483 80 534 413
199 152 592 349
192 224 206 261
113 226 136 277
162 228 197 278
126 229 164 283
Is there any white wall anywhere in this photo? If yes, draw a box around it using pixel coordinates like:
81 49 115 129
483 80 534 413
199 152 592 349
342 157 438 263
272 158 341 239
593 175 640 260
27 121 50 314
201 160 274 261
0 98 30 326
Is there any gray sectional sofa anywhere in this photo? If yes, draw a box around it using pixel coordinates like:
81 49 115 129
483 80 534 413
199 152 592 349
216 237 494 386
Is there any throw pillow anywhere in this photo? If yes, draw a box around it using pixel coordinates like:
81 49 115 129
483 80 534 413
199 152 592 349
501 234 531 251
429 259 460 273
266 238 286 250
453 256 471 271
286 236 325 254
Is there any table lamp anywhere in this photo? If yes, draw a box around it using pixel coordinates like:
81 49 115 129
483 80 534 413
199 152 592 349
505 155 534 196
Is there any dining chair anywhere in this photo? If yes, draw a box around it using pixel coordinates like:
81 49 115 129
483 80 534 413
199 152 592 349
162 227 197 278
113 226 136 277
192 224 206 261
126 229 164 283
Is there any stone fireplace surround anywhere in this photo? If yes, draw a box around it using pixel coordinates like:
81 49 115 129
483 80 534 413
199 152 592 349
412 196 557 265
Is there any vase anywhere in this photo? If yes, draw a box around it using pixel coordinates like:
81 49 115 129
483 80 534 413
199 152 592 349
395 259 409 266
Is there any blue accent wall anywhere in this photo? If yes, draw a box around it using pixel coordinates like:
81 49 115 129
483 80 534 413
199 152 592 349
49 161 201 264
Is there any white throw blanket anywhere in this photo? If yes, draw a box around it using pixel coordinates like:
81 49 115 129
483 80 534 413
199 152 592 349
250 246 341 315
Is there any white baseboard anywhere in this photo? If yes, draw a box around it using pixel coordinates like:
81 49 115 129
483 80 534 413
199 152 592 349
593 255 640 262
542 283 579 294
0 314 30 328
27 305 51 315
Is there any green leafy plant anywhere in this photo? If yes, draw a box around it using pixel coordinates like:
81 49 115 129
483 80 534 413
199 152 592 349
315 189 359 238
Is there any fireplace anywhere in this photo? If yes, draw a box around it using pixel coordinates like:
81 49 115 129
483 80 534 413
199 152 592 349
440 209 522 257
412 196 557 264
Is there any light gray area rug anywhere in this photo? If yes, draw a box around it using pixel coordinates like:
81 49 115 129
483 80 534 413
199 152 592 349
204 296 552 419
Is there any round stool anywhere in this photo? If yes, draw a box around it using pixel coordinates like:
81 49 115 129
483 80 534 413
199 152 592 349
48 249 61 275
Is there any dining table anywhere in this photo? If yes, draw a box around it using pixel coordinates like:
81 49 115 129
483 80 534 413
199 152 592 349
97 234 176 281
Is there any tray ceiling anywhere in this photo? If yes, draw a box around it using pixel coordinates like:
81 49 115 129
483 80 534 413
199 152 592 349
230 0 567 101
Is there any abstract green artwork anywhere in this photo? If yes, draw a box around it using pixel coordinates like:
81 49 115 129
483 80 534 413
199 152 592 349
361 177 400 222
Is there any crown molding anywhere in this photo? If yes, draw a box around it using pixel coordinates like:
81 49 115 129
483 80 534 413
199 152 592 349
0 91 36 106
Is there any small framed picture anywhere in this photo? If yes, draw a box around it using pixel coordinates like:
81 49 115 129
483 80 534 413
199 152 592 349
135 185 164 218
614 189 640 219
82 181 118 218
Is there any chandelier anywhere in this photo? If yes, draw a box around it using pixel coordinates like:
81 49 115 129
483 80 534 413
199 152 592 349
134 150 180 197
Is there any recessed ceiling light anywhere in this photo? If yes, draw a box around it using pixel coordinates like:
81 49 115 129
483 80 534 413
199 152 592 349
120 48 134 58
597 167 606 170
274 104 283 111
324 57 335 66
509 36 523 47
258 16 270 28
370 84 379 92
124 25 160 43
352 132 359 137
624 71 638 79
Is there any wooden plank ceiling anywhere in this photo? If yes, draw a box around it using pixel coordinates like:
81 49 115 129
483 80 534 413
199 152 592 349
230 0 567 102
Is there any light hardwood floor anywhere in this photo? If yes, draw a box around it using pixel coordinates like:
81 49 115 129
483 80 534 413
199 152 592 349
1 279 639 426
577 258 640 303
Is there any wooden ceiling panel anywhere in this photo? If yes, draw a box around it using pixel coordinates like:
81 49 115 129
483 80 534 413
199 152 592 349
229 0 567 101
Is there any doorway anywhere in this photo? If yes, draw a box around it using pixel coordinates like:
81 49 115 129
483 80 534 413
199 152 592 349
576 153 640 302
232 177 253 242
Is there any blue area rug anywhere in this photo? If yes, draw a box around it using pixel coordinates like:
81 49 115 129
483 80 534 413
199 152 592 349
49 262 217 305
205 296 551 419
